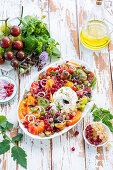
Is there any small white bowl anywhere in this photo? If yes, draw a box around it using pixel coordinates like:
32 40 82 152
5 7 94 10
0 75 18 103
83 122 111 147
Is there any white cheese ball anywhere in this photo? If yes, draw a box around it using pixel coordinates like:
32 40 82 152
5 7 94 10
50 87 78 114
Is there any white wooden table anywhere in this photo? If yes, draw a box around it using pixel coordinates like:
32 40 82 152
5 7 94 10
0 0 113 170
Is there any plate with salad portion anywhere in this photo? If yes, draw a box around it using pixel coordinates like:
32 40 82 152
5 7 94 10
18 59 97 139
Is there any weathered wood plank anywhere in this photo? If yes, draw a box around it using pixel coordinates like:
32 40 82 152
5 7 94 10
48 0 85 170
17 1 52 170
77 0 113 170
0 0 21 169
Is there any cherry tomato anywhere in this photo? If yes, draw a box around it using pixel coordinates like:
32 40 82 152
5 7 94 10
11 60 19 68
0 54 5 64
68 68 74 74
16 51 25 61
10 25 21 37
1 36 11 48
4 51 14 60
12 40 23 50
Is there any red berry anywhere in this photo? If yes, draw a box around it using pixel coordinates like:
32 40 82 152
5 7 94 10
86 72 89 74
56 113 60 117
95 142 98 146
24 103 27 107
75 131 79 136
66 61 69 63
78 81 82 85
48 105 52 110
64 80 67 83
50 127 53 131
56 129 60 133
91 141 94 144
10 84 14 89
47 123 50 126
71 147 75 151
40 116 44 120
79 94 83 98
59 84 62 88
89 137 93 141
82 66 86 69
45 125 48 129
34 100 38 105
47 127 50 131
46 108 49 111
69 114 74 119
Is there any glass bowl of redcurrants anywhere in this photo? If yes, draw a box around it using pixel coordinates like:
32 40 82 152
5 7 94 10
83 122 111 147
0 75 18 103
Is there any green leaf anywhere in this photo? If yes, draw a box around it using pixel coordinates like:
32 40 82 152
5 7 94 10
52 47 61 58
102 119 113 132
91 77 97 89
49 71 57 75
6 121 13 131
0 139 10 155
23 36 37 52
0 116 7 128
11 146 27 169
12 133 23 142
56 102 61 110
91 104 97 112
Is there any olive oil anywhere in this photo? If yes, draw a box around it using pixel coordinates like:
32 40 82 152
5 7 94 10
80 20 110 50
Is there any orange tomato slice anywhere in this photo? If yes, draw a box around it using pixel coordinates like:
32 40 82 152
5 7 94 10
67 62 80 68
27 94 36 114
18 99 27 119
66 110 82 126
28 121 45 135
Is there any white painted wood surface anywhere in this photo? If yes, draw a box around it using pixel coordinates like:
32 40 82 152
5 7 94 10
0 0 113 170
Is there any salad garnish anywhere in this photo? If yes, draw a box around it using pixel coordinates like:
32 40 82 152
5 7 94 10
18 61 96 137
91 104 113 132
0 6 61 74
0 115 27 169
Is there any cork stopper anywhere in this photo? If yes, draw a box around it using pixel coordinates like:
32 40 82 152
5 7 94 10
96 0 102 5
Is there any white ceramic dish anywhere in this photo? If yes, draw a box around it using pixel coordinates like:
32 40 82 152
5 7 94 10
0 76 18 103
17 58 96 139
83 122 111 147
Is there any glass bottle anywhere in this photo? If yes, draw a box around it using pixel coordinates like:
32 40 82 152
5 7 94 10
80 0 111 50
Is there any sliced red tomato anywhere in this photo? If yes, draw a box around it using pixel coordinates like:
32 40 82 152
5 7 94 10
28 121 45 135
72 86 77 92
30 81 39 91
47 67 56 75
68 68 74 74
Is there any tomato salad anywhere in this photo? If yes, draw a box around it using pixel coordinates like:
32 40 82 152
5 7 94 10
18 61 96 137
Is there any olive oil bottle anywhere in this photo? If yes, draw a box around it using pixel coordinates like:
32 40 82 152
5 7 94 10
80 0 111 50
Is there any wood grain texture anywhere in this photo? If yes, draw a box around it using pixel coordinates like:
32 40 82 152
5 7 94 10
0 0 113 170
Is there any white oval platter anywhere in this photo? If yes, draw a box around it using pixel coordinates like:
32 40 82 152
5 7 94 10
17 58 96 140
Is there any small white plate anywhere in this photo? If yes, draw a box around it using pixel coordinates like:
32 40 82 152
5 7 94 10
83 122 111 147
18 58 96 139
0 76 18 103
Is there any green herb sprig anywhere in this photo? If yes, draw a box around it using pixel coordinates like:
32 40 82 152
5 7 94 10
91 104 113 132
0 115 27 169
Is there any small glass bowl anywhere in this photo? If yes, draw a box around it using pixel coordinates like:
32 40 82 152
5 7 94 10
83 122 111 147
0 75 18 103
